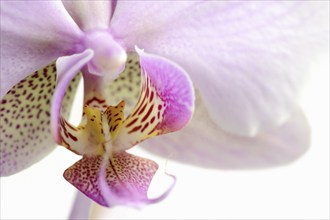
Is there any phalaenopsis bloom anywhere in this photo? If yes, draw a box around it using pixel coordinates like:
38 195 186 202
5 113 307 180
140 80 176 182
0 0 328 210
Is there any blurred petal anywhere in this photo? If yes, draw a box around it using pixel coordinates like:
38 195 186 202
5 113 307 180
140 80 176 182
0 63 80 176
69 191 92 220
62 0 111 31
141 93 310 169
113 49 195 151
0 1 83 98
111 1 328 136
51 49 94 143
63 152 158 207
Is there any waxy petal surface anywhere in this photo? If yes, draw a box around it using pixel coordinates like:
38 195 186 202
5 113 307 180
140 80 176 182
0 1 83 98
142 94 310 169
63 152 158 207
111 1 328 136
0 63 80 176
113 50 194 151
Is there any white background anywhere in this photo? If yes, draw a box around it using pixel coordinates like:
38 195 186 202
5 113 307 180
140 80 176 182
1 53 329 219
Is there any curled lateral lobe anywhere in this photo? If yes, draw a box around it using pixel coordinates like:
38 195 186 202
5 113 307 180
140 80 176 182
137 48 194 132
63 151 158 207
0 62 80 176
51 49 94 144
113 48 195 151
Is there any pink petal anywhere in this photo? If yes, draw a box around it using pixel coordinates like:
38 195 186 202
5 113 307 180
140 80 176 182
113 48 195 151
110 1 328 136
0 1 83 98
141 94 310 169
51 49 94 144
63 152 158 207
137 48 194 133
62 1 111 31
0 62 80 176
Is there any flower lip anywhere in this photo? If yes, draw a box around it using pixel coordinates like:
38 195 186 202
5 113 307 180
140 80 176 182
83 30 127 80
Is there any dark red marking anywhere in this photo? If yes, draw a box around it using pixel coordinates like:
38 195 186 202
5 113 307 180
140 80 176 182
145 80 149 98
61 138 71 149
112 124 118 132
147 123 160 135
128 125 142 134
36 109 43 119
132 99 143 117
86 97 106 106
137 103 147 115
141 104 154 123
125 118 138 128
132 83 149 117
149 91 154 102
64 120 78 131
141 122 149 133
68 133 78 142
26 93 33 100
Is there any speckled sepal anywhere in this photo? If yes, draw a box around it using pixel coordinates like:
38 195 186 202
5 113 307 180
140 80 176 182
0 62 80 176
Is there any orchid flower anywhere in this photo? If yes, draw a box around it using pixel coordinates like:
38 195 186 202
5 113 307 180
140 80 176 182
0 0 328 211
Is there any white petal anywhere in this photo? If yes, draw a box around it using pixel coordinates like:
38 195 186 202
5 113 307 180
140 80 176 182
141 93 310 169
111 1 328 136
